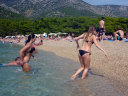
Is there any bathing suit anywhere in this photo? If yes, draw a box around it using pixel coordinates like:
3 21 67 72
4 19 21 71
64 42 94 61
79 50 90 56
20 62 28 68
23 62 28 65
117 36 123 41
21 62 28 67
79 39 93 56
117 33 123 41
99 28 105 36
119 37 123 41
85 40 94 44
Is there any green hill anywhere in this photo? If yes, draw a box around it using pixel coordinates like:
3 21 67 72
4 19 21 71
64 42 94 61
0 0 106 19
0 6 26 19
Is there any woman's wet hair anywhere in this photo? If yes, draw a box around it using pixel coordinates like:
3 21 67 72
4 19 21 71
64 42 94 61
15 57 20 61
25 34 35 45
29 47 35 53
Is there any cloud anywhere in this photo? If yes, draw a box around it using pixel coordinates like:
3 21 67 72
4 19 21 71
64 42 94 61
83 0 128 6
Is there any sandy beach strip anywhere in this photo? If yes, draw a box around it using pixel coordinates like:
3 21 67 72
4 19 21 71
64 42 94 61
17 39 128 96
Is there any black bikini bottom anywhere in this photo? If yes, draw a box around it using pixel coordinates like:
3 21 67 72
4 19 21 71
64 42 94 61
79 50 89 56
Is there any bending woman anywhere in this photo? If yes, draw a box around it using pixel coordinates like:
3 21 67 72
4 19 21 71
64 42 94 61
19 34 37 72
72 26 108 80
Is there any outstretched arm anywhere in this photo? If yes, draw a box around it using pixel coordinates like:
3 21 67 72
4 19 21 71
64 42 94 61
74 33 85 49
93 35 108 58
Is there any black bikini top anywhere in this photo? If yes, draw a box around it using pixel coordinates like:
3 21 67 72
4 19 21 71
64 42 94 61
85 40 94 44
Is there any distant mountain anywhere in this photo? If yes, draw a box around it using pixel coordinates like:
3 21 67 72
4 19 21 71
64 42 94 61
0 7 26 19
0 3 26 19
97 5 128 18
0 0 112 19
0 0 128 19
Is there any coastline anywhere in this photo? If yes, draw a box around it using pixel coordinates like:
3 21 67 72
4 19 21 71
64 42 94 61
15 39 128 96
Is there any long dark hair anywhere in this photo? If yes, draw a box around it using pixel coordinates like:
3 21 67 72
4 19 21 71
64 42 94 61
29 47 35 53
25 34 35 45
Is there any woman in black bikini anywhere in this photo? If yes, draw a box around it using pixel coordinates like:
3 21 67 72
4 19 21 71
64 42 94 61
72 26 108 80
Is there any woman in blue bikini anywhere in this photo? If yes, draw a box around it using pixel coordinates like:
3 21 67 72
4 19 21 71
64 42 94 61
22 47 37 72
72 26 108 80
19 34 37 72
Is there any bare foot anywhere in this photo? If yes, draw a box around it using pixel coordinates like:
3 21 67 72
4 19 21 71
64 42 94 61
81 77 85 80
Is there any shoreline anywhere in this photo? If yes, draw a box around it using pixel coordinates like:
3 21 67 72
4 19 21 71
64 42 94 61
13 39 128 96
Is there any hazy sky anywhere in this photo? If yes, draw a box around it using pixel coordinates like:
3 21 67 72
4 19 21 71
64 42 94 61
83 0 128 6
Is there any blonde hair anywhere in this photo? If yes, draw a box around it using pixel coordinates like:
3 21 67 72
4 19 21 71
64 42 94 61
83 25 96 41
82 26 96 46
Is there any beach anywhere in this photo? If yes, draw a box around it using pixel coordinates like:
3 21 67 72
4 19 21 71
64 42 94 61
34 39 128 96
1 39 128 96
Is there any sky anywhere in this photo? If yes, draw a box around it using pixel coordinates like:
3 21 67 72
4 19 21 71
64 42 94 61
83 0 128 6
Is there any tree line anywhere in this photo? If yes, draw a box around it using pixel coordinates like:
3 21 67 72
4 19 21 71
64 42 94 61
0 17 128 37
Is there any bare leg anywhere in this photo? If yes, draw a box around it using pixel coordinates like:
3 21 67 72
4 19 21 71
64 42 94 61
114 32 117 41
101 35 103 41
99 35 102 41
72 54 84 80
81 54 90 79
101 33 105 41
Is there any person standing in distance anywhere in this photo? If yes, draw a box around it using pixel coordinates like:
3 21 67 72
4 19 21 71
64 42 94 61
99 17 105 41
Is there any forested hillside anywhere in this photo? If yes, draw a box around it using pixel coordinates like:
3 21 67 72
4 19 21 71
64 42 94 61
0 6 26 19
0 17 128 37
